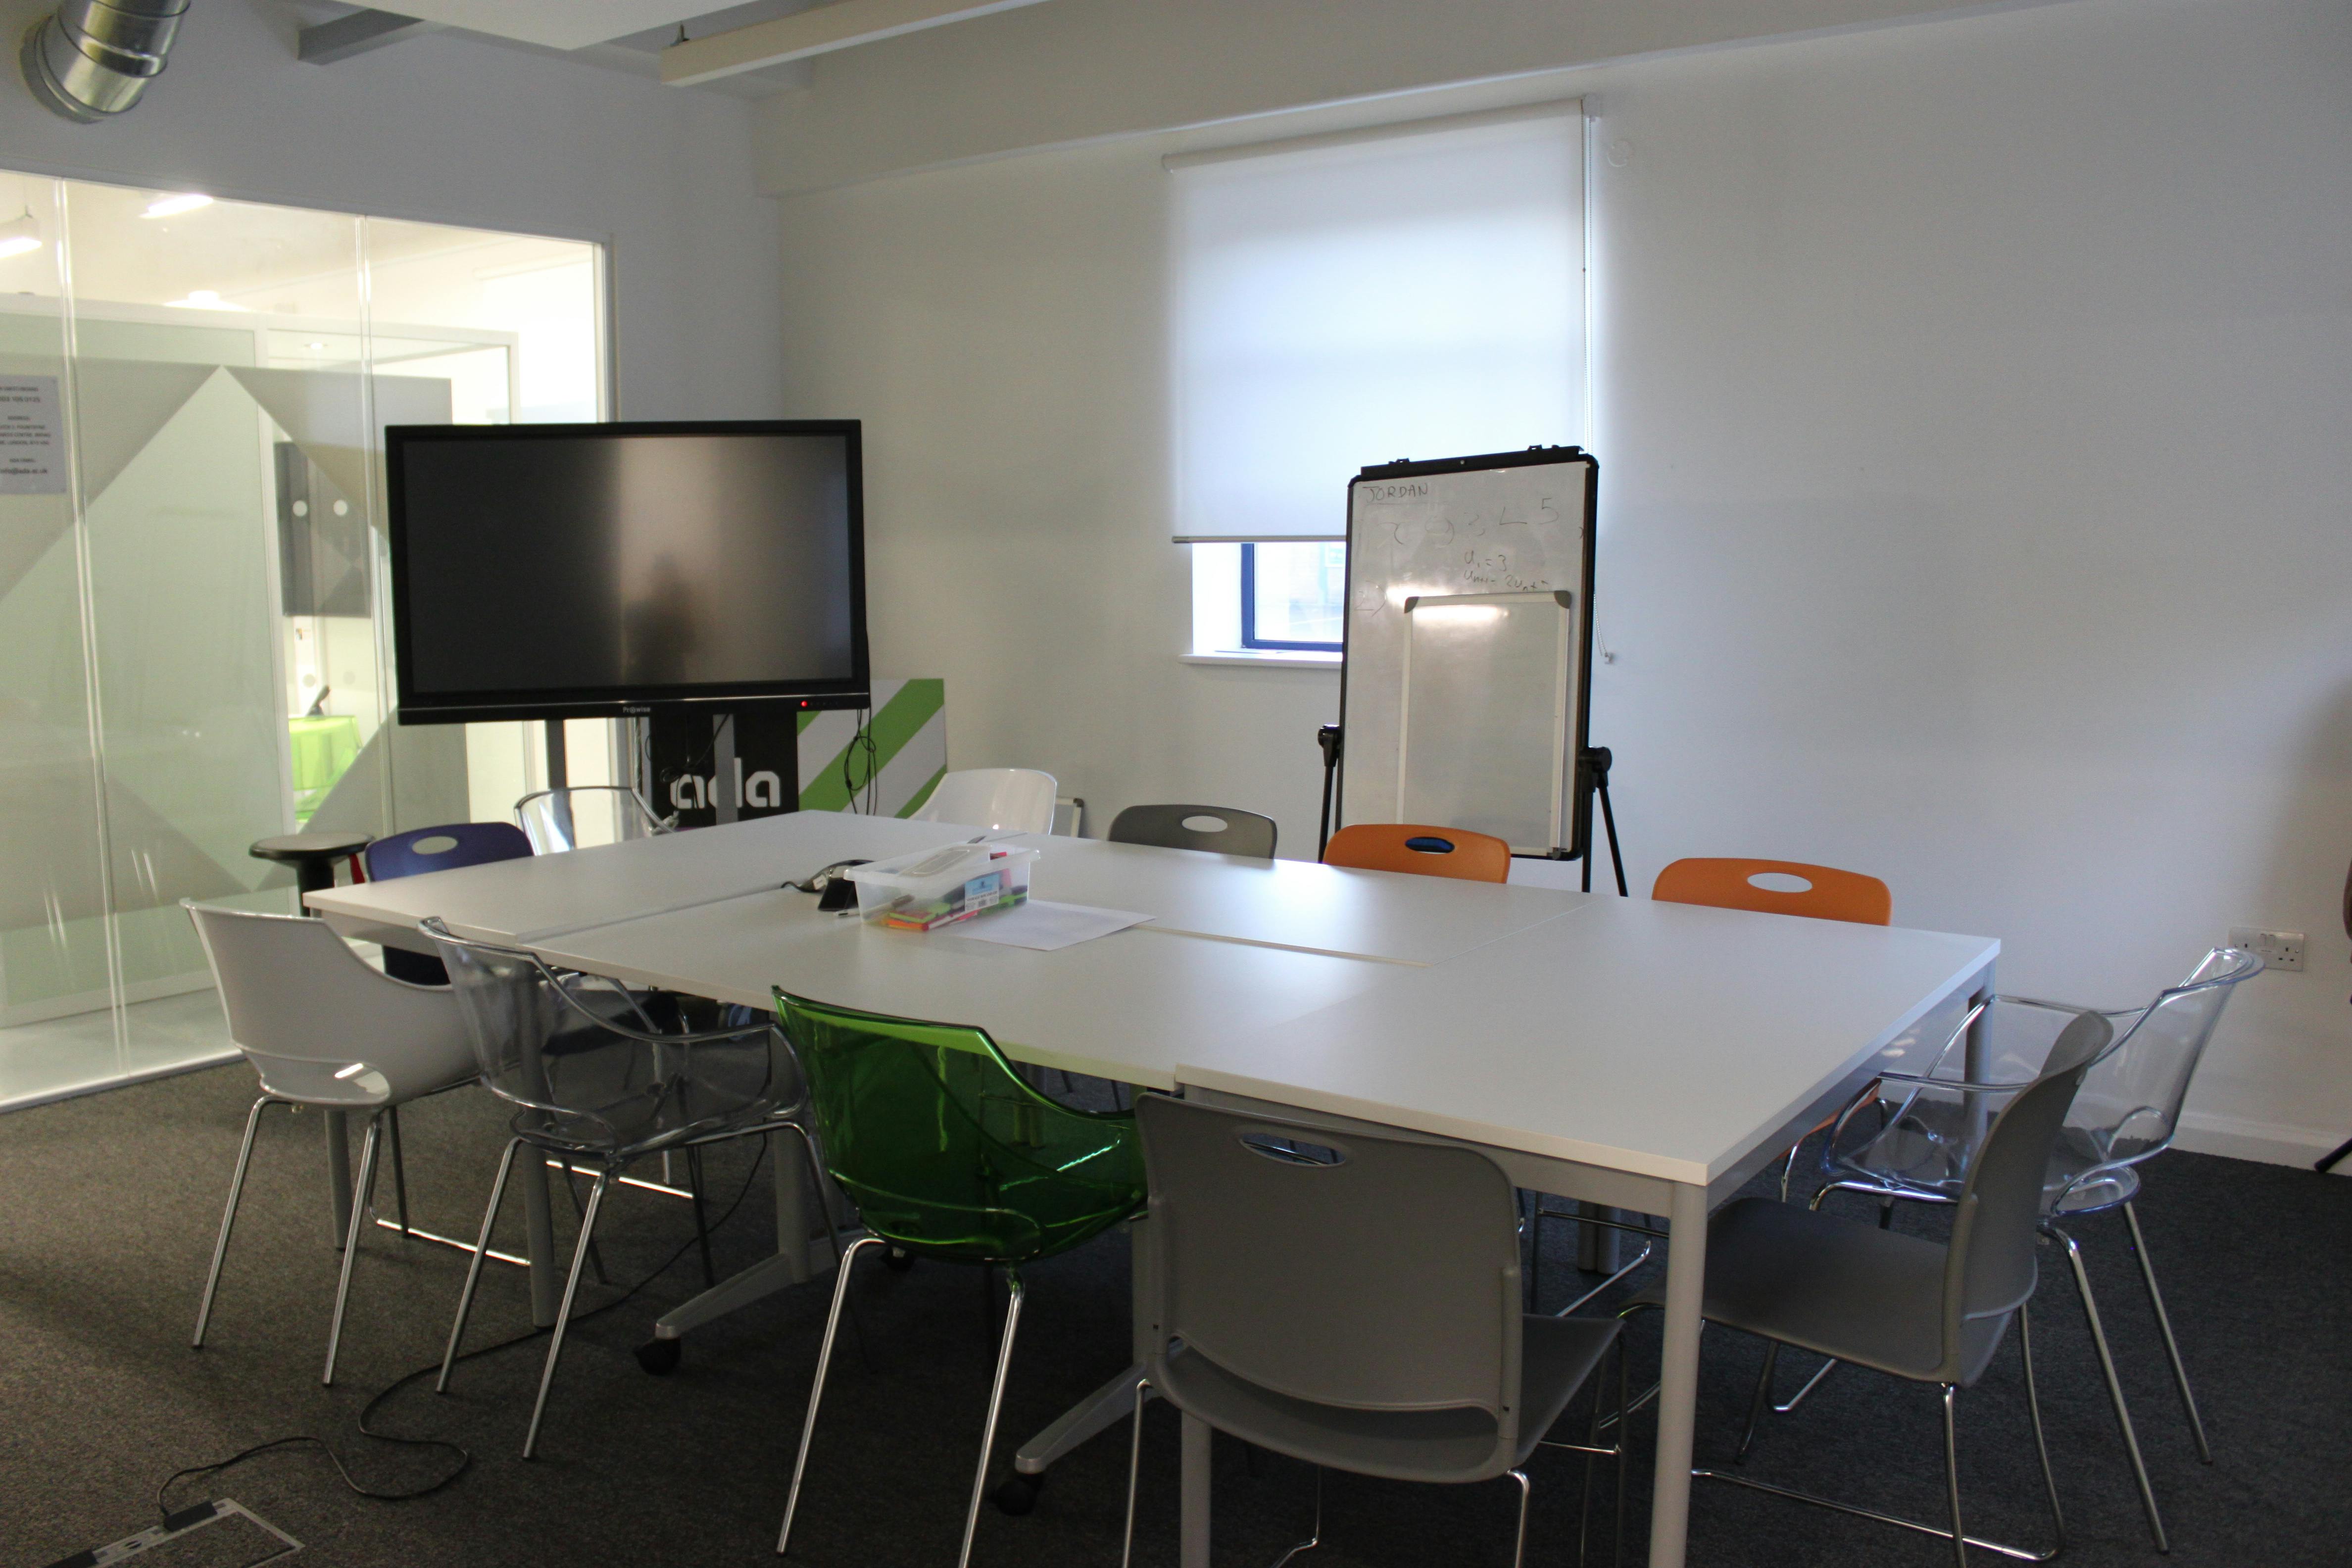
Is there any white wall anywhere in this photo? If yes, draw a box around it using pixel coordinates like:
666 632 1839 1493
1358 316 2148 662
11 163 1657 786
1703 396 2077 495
775 0 2352 1164
0 0 783 421
751 0 2024 194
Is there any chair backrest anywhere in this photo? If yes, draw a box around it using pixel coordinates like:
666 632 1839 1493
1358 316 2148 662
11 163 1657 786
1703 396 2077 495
1135 1096 1522 1446
2067 946 2262 1171
1652 858 1891 925
365 821 533 881
514 785 669 855
773 990 1142 1267
910 768 1059 835
1943 1006 2110 1348
427 921 770 1153
1321 823 1511 883
1107 803 1277 859
182 901 473 1106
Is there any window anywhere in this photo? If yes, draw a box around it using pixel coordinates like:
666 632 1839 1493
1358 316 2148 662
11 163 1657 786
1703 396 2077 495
1169 105 1586 660
1242 541 1347 651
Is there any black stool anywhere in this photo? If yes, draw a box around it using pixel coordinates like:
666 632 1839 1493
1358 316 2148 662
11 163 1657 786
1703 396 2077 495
249 831 374 910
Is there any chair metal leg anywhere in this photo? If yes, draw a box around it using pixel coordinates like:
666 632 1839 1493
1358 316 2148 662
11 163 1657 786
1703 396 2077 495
958 1267 1028 1568
322 1111 384 1386
779 1234 884 1556
1507 1468 1532 1568
1268 1465 1324 1568
1614 1337 1629 1568
2052 1224 2168 1552
1941 1385 1967 1568
522 1168 610 1460
2018 1305 2065 1553
439 1137 521 1394
1772 1354 1839 1414
1120 1375 1154 1568
1736 1343 1780 1462
386 1105 411 1235
2122 1201 2211 1464
558 1159 609 1287
194 1095 278 1349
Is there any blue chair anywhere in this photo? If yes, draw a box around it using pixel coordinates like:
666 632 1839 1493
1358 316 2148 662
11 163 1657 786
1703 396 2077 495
364 823 534 983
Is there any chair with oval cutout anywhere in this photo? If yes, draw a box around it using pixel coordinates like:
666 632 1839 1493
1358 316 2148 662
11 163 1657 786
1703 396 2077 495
1525 857 1897 1318
1652 857 1894 1200
1651 857 1892 926
1321 823 1511 883
1107 803 1277 859
363 822 535 984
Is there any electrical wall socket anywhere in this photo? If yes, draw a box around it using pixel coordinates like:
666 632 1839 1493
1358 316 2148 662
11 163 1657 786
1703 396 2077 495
2228 927 2304 972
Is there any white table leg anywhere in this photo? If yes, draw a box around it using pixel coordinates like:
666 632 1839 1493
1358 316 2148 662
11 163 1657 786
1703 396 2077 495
522 1155 559 1327
323 1109 353 1246
1180 1410 1211 1568
1648 1180 1709 1568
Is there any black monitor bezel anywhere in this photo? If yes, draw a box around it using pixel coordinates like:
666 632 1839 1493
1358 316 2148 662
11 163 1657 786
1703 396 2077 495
385 419 870 725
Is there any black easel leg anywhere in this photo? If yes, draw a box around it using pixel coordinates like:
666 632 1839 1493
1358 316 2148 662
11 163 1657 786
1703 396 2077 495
2317 1135 2352 1175
1597 773 1627 896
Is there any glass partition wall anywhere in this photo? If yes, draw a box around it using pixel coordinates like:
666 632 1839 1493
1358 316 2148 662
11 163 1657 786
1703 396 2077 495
0 172 606 1108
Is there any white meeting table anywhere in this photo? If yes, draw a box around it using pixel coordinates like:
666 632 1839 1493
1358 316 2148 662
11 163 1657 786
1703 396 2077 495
308 811 1996 1568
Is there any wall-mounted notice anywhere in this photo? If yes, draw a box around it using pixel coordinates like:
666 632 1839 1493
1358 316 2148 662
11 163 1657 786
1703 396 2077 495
0 376 67 495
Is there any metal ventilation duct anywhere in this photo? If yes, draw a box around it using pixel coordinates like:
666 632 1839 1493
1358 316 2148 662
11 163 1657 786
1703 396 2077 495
21 0 188 123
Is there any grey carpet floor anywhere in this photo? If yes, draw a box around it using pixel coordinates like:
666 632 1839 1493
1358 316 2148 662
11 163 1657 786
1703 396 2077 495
0 1061 2345 1568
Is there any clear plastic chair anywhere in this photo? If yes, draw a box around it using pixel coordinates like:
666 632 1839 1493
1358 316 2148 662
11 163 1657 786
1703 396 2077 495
183 901 478 1385
770 990 1144 1568
910 768 1059 835
426 920 786 1458
1805 948 2262 1550
514 784 675 855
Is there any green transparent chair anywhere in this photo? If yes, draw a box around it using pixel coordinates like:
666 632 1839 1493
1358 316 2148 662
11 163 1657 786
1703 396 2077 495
771 990 1146 1568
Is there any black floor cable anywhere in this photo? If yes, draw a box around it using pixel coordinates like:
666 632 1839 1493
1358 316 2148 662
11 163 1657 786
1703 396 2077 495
154 1138 771 1519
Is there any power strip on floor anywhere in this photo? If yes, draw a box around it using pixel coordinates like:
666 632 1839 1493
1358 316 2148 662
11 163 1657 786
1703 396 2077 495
44 1499 300 1568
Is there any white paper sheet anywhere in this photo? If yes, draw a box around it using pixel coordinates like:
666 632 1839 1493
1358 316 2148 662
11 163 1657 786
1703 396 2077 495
937 900 1154 952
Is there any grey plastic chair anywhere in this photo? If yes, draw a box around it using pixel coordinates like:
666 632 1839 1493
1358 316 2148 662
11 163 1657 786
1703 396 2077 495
1808 948 2261 1549
1125 1096 1628 1568
183 901 479 1385
425 920 792 1458
1627 1003 2110 1567
514 784 675 855
1107 803 1278 859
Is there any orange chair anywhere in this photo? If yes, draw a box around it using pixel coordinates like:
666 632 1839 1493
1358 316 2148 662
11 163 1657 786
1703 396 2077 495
1651 857 1891 926
1321 823 1512 884
1652 857 1895 1211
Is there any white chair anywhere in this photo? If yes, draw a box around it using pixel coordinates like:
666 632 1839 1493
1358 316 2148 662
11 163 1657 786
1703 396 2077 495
515 784 674 854
910 768 1058 835
184 901 479 1385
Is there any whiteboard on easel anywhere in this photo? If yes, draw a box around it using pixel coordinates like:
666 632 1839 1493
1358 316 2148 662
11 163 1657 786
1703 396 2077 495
1399 591 1576 852
1338 447 1596 857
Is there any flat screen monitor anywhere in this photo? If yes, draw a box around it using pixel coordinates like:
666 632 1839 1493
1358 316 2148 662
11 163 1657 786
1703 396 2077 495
385 420 868 723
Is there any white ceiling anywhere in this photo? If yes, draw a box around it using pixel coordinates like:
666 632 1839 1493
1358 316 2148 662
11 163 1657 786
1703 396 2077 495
381 0 766 50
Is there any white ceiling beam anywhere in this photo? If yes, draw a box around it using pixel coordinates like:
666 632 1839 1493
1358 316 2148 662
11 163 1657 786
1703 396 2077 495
299 8 445 64
661 0 1052 87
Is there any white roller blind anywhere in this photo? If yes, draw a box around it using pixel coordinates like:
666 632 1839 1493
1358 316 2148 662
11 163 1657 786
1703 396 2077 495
1171 107 1585 542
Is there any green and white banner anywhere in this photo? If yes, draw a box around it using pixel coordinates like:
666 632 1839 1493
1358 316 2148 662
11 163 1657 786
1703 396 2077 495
795 678 948 817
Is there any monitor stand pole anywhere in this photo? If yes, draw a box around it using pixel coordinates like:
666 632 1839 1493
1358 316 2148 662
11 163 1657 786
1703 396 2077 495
544 720 568 791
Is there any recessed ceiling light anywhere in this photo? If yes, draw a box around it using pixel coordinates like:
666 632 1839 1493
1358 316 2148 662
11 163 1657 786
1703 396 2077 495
0 214 39 260
143 192 213 218
164 289 249 312
306 340 326 349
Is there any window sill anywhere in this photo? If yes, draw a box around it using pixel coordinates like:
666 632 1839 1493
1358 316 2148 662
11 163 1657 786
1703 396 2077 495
1182 651 1342 671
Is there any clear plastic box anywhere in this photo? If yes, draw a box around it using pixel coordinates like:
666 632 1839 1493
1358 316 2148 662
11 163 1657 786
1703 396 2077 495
844 842 1038 931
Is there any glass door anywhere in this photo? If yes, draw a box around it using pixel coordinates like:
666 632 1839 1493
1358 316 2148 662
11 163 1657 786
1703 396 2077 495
0 172 606 1109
